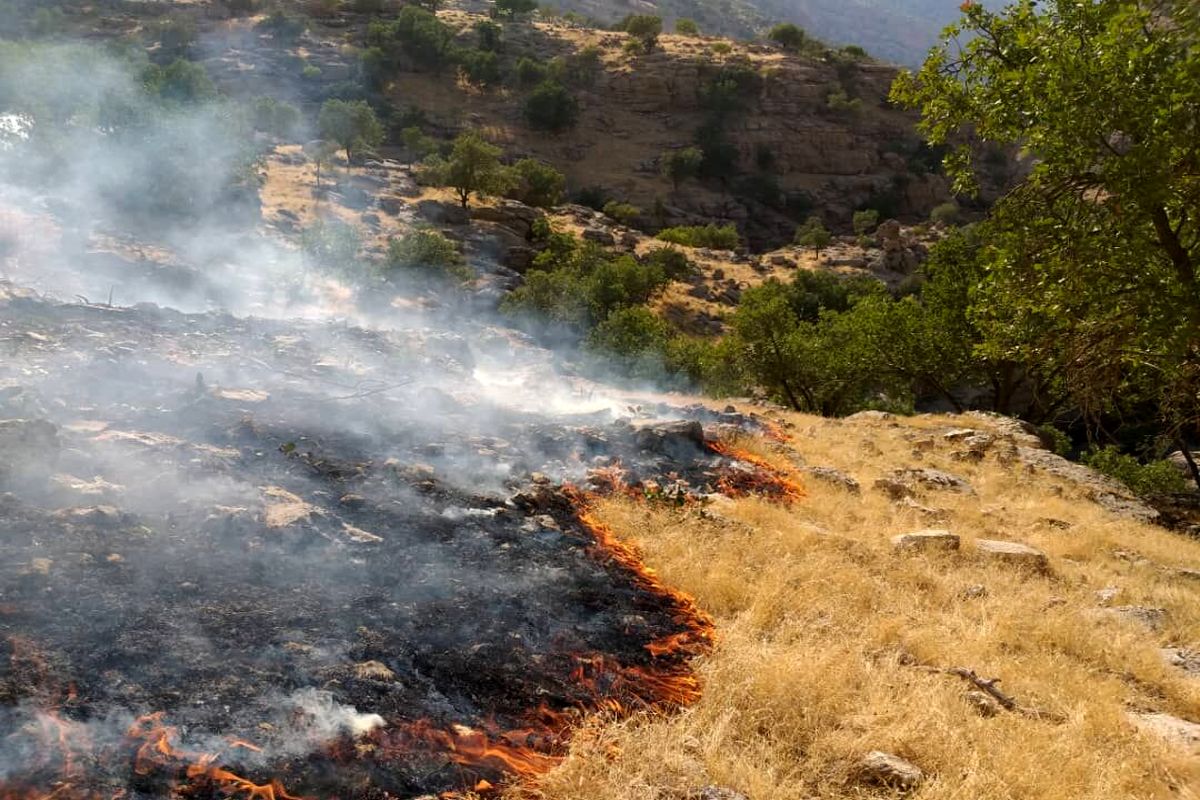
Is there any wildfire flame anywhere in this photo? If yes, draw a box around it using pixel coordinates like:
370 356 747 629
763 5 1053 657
706 440 806 503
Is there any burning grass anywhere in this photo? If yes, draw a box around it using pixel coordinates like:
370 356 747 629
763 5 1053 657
524 411 1200 800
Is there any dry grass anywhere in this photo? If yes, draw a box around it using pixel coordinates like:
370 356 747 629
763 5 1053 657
520 411 1200 799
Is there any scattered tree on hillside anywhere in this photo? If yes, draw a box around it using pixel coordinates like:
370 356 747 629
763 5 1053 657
794 215 831 256
474 20 502 51
619 14 662 52
494 0 538 19
523 80 579 132
675 18 699 36
422 131 513 208
768 22 805 51
305 140 340 191
514 55 547 87
317 99 383 163
507 158 566 208
852 209 879 236
893 0 1200 482
660 146 703 192
145 59 216 104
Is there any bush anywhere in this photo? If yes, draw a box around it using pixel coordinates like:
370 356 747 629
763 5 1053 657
523 80 579 132
661 146 703 191
506 158 565 208
369 6 457 72
575 185 609 211
618 14 662 50
301 220 361 273
494 0 538 18
514 55 548 87
826 89 862 115
768 22 805 50
930 201 960 225
852 209 879 236
475 20 502 51
401 126 440 160
587 306 671 375
675 18 699 36
1082 446 1189 497
386 226 470 280
461 49 503 87
710 42 732 55
644 246 692 279
257 10 306 43
656 224 739 250
318 99 384 162
602 200 641 224
251 97 300 138
145 59 216 104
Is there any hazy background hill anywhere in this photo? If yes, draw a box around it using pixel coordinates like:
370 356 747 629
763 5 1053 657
540 0 974 65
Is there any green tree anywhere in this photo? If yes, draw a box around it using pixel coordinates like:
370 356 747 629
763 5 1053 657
422 130 512 208
619 14 662 51
660 146 703 192
318 99 384 163
892 0 1200 475
523 80 579 132
506 158 565 208
514 55 547 87
475 20 502 51
387 226 470 281
768 22 805 51
675 18 699 36
494 0 538 18
145 59 216 104
461 49 503 87
794 215 831 255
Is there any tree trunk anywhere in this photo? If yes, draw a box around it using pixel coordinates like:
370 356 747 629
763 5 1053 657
1177 439 1200 492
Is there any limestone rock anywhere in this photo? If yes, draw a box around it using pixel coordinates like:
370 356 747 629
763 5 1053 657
1106 605 1167 631
892 529 961 552
975 539 1049 571
856 751 923 791
804 466 860 494
582 227 616 246
415 199 469 225
1161 647 1200 677
1129 712 1200 755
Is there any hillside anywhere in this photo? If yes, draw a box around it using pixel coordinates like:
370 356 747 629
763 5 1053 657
530 0 980 65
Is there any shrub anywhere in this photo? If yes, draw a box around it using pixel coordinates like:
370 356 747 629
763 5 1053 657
618 14 662 51
514 55 547 87
301 220 361 273
826 89 862 115
644 246 692 279
475 20 502 51
251 97 300 138
301 63 322 80
656 224 739 250
587 306 671 374
661 146 703 191
930 201 960 225
146 59 216 104
675 18 699 36
523 80 579 132
386 226 470 281
852 209 879 236
603 200 641 225
494 0 538 19
257 10 306 44
575 185 609 211
768 22 805 50
1082 446 1188 497
506 158 566 208
318 99 384 162
710 42 732 55
401 126 440 160
461 49 503 86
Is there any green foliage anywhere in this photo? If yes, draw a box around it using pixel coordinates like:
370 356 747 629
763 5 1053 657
317 99 383 162
155 15 196 60
386 226 470 281
852 209 879 236
301 219 362 273
767 22 805 51
643 246 692 279
929 201 959 225
503 234 671 330
575 185 609 211
675 18 699 36
602 200 640 225
421 130 512 208
656 224 739 250
514 55 548 87
826 88 862 115
660 146 703 191
494 0 538 19
257 10 307 44
145 59 216 104
617 14 663 51
401 126 439 160
367 6 457 73
587 306 672 377
522 80 579 132
505 158 565 208
794 216 831 254
1082 446 1188 498
301 63 322 80
710 42 732 55
250 97 300 138
461 49 504 87
474 20 503 52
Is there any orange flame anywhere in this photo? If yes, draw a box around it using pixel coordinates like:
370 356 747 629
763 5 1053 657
706 440 806 502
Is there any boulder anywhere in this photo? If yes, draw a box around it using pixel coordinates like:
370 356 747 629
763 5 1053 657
582 227 616 246
804 466 860 494
416 199 469 225
1129 712 1200 755
855 751 923 791
892 529 961 552
471 200 542 236
1106 605 1167 631
502 246 537 273
975 539 1049 571
378 196 404 215
1161 647 1200 677
633 420 706 456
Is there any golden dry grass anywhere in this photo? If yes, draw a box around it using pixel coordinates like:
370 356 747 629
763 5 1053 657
518 411 1200 799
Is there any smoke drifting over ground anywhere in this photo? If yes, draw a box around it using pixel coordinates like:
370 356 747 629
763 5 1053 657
0 27 794 799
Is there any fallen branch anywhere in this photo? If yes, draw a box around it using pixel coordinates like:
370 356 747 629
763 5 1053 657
915 665 1066 723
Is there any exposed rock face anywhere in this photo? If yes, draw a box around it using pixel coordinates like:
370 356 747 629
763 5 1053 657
1129 712 1200 755
804 466 861 494
416 199 470 225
